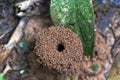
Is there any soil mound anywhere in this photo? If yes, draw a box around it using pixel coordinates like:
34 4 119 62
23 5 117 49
35 26 83 75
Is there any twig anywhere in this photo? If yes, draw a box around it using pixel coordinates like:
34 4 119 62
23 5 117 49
99 8 116 31
108 24 120 57
4 17 29 49
0 17 29 63
1 64 12 76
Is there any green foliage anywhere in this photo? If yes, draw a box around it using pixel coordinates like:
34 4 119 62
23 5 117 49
50 0 94 56
72 77 78 80
18 38 30 48
0 75 9 80
91 64 99 72
18 38 31 53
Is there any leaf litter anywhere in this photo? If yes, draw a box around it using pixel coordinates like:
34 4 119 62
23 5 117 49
0 0 120 80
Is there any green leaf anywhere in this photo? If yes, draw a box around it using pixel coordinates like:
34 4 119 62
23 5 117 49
0 75 9 80
18 38 30 48
50 0 94 56
91 64 99 72
72 77 78 80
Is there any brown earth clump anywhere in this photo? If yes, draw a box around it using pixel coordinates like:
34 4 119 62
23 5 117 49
35 26 83 76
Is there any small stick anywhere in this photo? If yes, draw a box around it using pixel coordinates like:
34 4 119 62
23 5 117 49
0 17 29 63
0 50 11 63
1 64 12 76
15 0 40 11
4 17 29 49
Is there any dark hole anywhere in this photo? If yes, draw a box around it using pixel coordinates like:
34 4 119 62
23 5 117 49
16 7 21 13
57 43 65 52
94 51 98 56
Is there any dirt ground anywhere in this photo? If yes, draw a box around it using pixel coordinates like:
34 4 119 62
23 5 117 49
0 0 120 80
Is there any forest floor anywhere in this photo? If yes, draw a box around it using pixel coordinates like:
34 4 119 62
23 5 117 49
0 0 120 80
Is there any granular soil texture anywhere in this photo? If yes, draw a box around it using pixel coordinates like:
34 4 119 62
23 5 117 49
35 26 83 76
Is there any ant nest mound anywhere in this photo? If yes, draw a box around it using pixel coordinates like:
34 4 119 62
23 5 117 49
35 26 83 76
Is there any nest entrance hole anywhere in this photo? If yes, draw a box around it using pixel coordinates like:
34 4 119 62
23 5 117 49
57 43 65 52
